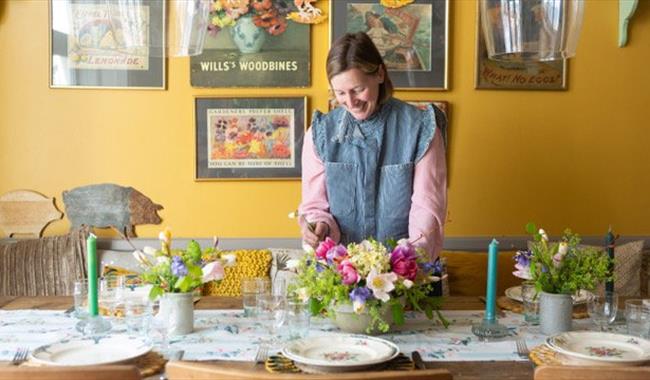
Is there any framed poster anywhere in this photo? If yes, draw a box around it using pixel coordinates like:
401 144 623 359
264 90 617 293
331 0 448 90
49 0 165 89
195 97 306 180
475 4 566 90
190 8 310 88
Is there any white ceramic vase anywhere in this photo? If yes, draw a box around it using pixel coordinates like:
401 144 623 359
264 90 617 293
330 303 393 335
159 292 194 336
539 291 573 335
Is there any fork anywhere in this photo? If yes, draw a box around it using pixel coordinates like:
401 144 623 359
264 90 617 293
515 338 530 359
11 348 29 365
254 344 269 364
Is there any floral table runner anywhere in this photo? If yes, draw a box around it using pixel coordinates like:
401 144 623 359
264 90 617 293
0 309 625 362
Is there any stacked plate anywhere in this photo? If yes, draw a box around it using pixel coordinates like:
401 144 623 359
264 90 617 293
545 331 650 366
29 335 152 366
505 286 592 305
281 334 399 373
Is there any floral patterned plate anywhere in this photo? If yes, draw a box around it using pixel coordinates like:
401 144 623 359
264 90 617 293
281 334 399 372
505 286 592 305
546 331 650 366
30 335 152 366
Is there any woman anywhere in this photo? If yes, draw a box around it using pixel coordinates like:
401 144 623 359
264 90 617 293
298 32 447 261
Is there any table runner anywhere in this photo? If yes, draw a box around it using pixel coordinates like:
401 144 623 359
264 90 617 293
0 309 624 363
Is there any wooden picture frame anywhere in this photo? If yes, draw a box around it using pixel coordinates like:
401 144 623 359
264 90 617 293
331 0 448 90
474 3 567 90
49 0 165 89
195 97 306 181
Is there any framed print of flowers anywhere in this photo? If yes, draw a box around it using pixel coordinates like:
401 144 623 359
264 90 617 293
194 96 306 180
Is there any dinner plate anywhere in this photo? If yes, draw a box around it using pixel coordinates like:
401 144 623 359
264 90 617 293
282 334 399 372
505 286 592 305
546 331 650 366
30 335 152 366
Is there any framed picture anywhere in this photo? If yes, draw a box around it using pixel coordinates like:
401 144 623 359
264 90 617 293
49 0 165 89
331 0 448 90
191 14 310 87
475 4 566 90
195 97 306 180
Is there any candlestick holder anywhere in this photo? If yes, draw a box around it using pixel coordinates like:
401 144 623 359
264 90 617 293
76 315 111 335
472 318 509 340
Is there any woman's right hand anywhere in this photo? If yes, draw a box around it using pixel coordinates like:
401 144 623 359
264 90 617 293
300 220 329 249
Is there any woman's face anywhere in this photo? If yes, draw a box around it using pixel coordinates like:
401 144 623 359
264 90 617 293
330 67 384 121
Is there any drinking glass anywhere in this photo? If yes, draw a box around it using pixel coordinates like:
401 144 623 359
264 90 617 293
587 291 618 331
125 298 153 337
625 299 650 338
150 303 170 350
256 294 286 344
73 279 89 319
241 277 271 317
521 281 539 325
283 300 310 341
99 276 126 318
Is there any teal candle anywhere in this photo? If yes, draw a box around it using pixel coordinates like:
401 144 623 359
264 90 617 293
87 233 99 316
485 238 499 321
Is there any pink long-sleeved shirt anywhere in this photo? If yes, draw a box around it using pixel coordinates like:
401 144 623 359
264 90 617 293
299 127 447 260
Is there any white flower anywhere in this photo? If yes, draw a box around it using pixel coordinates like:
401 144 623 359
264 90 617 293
143 246 157 256
367 268 397 302
428 275 442 282
353 300 366 314
403 279 414 289
557 242 568 257
538 229 549 242
286 259 300 271
302 242 315 254
221 254 237 267
156 256 170 265
201 261 225 283
132 250 150 266
159 229 171 244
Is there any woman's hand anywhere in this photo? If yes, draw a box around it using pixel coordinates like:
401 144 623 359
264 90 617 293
301 220 329 248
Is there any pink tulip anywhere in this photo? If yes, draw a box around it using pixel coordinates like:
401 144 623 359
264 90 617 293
337 260 359 285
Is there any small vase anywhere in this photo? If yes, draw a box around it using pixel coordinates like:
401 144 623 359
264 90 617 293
330 303 393 335
159 292 194 336
230 15 266 54
539 291 573 335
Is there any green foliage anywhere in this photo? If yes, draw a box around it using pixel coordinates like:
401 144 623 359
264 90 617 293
526 224 613 295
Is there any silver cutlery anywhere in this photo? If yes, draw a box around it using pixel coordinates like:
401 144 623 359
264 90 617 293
515 338 530 359
11 347 29 365
411 350 427 370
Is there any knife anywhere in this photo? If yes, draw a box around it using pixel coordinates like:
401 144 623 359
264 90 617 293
411 351 427 370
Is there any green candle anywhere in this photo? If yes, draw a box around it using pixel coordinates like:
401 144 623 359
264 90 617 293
87 233 99 316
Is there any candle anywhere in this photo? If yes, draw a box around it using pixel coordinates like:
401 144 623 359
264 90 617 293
485 238 499 321
87 233 99 316
605 227 615 292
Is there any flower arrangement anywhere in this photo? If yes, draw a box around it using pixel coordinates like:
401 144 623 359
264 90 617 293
293 237 447 333
513 223 612 295
208 0 292 36
133 228 236 300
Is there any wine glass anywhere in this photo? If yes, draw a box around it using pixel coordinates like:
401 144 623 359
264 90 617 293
587 291 618 331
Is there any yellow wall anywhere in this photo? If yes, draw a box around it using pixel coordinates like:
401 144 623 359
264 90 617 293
1 0 649 239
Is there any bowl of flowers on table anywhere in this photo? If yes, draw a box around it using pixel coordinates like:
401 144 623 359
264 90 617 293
292 237 447 334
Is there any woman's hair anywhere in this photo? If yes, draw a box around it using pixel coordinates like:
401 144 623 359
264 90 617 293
326 32 393 104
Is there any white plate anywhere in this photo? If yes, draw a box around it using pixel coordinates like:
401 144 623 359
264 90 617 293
30 335 152 366
546 331 650 366
505 286 592 305
282 334 399 372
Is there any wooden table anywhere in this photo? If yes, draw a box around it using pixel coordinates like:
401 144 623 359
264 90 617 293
1 296 534 380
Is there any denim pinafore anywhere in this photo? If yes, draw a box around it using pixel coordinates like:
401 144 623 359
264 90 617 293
311 98 438 245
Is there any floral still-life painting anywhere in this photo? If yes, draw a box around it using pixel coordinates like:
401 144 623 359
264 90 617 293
293 238 447 333
133 228 236 300
513 223 613 295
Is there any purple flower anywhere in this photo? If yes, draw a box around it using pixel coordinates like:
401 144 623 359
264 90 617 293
349 286 373 313
420 262 436 274
171 256 188 277
513 250 532 280
390 243 418 281
326 245 348 265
